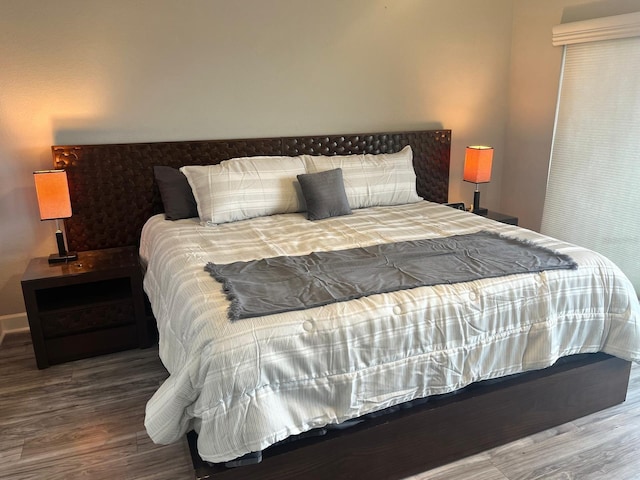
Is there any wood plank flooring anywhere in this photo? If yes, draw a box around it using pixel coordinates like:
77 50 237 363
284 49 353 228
1 333 639 480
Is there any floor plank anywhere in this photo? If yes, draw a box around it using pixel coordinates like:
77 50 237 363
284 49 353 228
0 334 638 480
407 453 508 480
0 337 192 480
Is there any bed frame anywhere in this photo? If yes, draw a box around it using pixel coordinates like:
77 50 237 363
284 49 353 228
51 129 632 479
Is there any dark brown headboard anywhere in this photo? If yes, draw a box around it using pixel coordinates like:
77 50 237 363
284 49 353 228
52 129 451 252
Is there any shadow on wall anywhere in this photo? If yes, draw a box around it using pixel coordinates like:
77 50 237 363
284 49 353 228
0 273 29 319
53 126 172 147
52 121 446 147
561 0 640 23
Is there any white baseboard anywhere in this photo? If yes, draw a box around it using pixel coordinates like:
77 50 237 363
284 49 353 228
0 313 29 346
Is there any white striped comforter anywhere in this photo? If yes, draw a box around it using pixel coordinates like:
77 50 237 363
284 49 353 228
141 201 640 463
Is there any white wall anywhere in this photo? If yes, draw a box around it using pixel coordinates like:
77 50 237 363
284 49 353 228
0 0 514 318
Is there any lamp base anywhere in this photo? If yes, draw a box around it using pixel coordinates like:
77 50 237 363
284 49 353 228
471 189 488 215
48 252 78 264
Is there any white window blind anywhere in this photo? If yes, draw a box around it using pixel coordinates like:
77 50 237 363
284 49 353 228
542 17 640 295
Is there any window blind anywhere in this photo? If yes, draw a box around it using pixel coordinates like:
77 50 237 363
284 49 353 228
541 34 640 294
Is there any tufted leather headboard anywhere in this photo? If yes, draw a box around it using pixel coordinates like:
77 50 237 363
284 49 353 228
52 129 451 252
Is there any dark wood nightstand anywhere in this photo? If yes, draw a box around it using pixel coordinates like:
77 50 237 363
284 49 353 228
477 210 519 226
21 246 150 369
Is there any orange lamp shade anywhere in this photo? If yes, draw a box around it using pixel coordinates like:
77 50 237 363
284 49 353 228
33 170 72 220
463 146 494 184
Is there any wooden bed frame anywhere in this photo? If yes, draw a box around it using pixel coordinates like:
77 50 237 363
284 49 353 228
51 129 632 479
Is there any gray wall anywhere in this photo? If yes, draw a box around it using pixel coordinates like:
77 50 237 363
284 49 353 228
1 0 638 321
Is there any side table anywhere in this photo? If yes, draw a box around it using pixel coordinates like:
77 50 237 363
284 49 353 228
21 246 149 369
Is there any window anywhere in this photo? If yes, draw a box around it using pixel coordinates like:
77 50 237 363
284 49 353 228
541 12 640 295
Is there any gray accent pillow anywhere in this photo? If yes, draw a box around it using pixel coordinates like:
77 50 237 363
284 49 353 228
154 166 198 220
297 168 352 220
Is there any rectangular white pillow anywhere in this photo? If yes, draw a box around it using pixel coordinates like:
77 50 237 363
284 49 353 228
302 145 421 209
181 156 307 225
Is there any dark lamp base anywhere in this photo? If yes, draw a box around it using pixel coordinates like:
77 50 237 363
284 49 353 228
472 189 487 215
48 252 78 264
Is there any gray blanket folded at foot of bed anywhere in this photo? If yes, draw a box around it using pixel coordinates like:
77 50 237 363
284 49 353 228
205 231 577 321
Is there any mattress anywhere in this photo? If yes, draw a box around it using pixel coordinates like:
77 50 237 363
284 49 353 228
141 201 640 463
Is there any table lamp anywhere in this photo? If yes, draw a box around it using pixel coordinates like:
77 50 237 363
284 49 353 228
463 146 493 215
33 169 77 263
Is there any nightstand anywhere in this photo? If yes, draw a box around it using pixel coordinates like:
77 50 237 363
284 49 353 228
477 210 519 226
21 246 150 369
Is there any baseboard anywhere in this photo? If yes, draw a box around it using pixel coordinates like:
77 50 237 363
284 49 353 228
0 313 29 346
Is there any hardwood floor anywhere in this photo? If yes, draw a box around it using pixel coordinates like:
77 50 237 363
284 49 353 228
1 333 639 480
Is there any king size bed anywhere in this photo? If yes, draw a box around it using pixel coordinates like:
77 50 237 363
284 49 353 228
52 129 640 479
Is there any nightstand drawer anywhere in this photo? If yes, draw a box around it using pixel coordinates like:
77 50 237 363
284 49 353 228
45 324 139 365
40 300 135 338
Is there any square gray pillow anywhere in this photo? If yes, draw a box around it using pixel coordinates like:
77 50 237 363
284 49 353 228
297 168 352 220
154 166 198 220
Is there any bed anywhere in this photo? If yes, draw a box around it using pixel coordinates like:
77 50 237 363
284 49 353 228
52 129 640 480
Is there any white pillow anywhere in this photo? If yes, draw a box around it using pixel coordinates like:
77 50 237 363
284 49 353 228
181 156 307 225
302 145 421 209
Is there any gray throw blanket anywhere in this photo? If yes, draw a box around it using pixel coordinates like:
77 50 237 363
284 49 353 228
205 231 577 321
